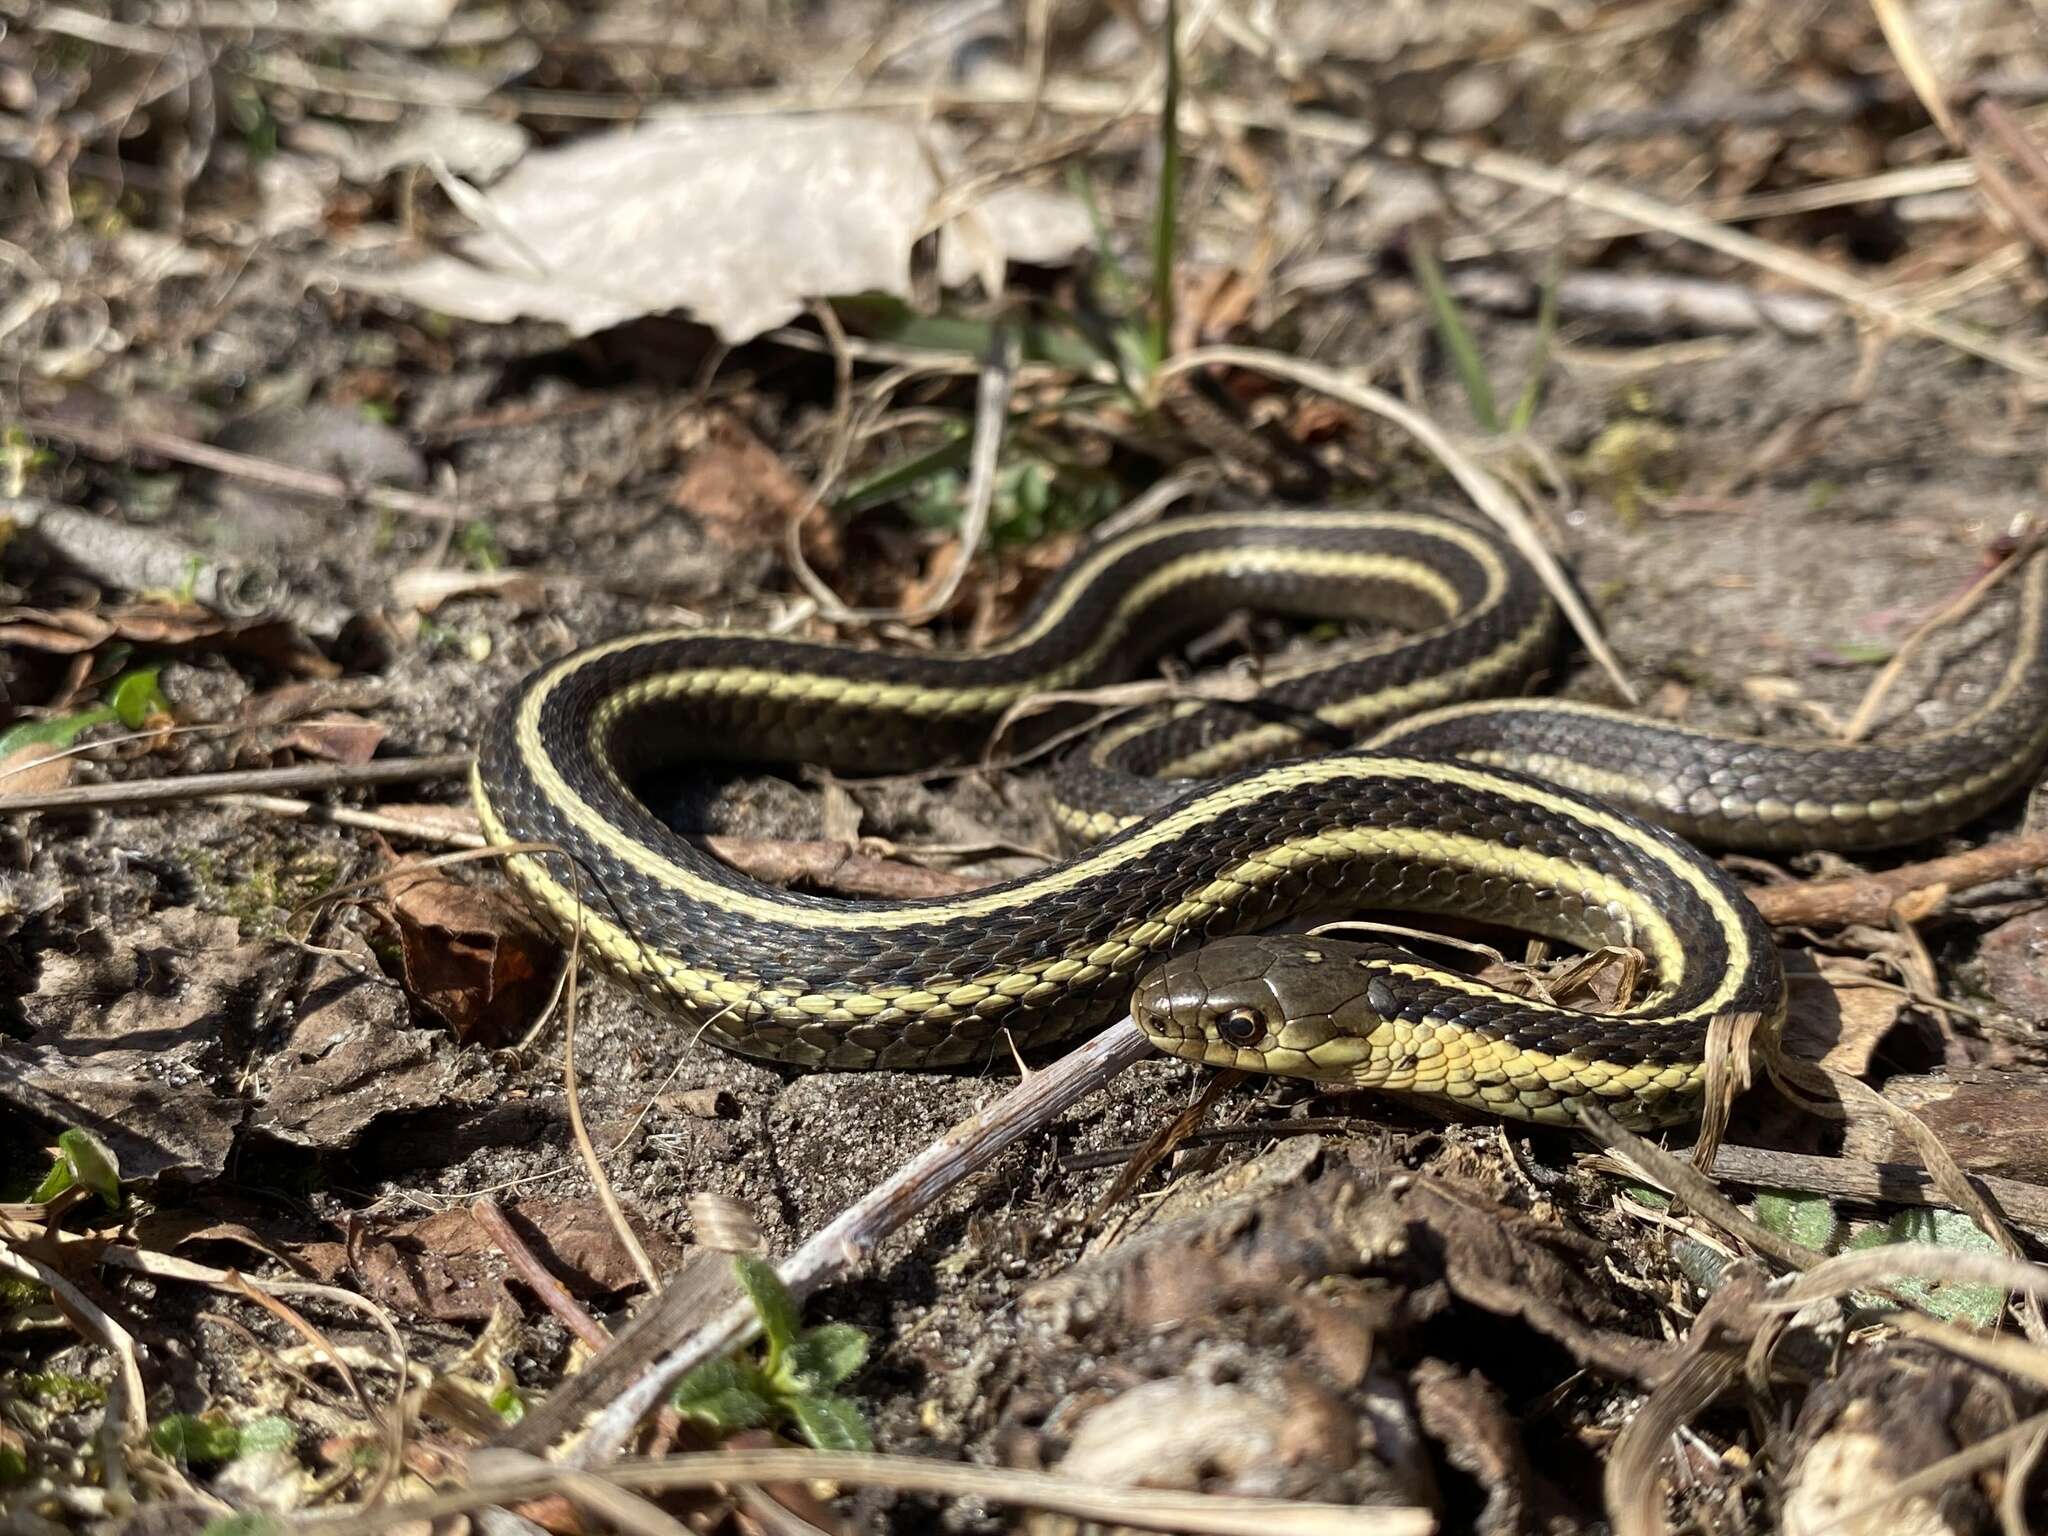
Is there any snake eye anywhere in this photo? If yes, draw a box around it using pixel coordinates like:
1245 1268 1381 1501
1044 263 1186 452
1215 1006 1266 1047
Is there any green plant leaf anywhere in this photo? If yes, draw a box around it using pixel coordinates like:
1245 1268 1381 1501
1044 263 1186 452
1069 166 1139 310
236 1417 295 1454
838 429 972 517
672 1358 777 1431
671 1357 759 1405
107 667 166 729
1753 1190 1842 1254
0 665 166 759
28 1158 75 1204
782 1324 869 1391
787 1393 873 1453
21 1372 104 1409
828 295 1109 375
202 1516 284 1536
0 705 114 758
1410 235 1500 433
152 1414 244 1464
733 1255 802 1353
491 1385 527 1424
1846 1208 2006 1327
57 1128 121 1206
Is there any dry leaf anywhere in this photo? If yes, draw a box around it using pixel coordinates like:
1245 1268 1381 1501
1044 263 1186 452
333 114 1090 342
291 1198 683 1320
389 566 549 614
1779 952 1905 1077
672 410 834 563
280 712 388 765
384 862 556 1044
0 606 335 675
0 743 77 795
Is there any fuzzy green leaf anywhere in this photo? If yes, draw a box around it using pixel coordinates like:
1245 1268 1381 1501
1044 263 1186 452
235 1417 295 1454
1753 1190 1843 1254
152 1414 244 1464
672 1358 777 1431
1846 1208 2005 1327
781 1324 869 1391
733 1255 802 1352
787 1393 873 1453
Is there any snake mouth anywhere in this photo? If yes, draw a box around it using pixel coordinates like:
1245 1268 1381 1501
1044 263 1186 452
1129 964 1195 1052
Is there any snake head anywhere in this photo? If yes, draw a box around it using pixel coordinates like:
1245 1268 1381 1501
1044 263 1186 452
1133 935 1419 1078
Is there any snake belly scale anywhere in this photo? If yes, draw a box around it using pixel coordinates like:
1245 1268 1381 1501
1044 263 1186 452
473 510 2048 1125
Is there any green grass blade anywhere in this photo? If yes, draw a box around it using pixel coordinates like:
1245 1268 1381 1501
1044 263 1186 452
1410 235 1501 434
1508 242 1564 434
835 429 973 516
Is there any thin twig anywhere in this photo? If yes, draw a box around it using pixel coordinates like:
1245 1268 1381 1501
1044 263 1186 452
1842 533 2041 741
221 793 487 847
562 961 662 1296
88 1245 412 1501
1572 1101 1817 1272
1622 1144 2048 1240
0 1238 150 1447
470 1199 613 1352
0 754 472 815
1411 141 2048 384
292 1446 1431 1536
566 1019 1156 1464
16 415 471 522
1745 830 2048 928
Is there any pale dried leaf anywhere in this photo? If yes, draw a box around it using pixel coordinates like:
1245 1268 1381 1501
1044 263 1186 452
334 115 1089 342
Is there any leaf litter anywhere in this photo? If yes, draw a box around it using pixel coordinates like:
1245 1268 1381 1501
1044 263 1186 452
8 0 2048 1531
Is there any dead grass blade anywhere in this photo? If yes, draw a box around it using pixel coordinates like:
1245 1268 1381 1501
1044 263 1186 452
1415 142 2048 384
1868 0 1962 147
1843 529 2041 742
0 1235 150 1499
1765 1246 2048 1314
1604 1267 1765 1536
291 1446 1435 1536
566 1020 1156 1464
1765 1049 2048 1342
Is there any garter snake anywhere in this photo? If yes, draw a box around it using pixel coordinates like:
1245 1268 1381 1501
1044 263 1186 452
473 510 2048 1125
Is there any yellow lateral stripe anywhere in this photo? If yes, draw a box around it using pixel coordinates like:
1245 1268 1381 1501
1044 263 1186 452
478 762 1749 1026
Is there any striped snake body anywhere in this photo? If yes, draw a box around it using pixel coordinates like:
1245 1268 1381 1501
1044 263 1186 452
474 511 2048 1125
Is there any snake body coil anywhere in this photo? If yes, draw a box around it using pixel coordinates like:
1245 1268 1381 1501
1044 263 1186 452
473 511 2048 1125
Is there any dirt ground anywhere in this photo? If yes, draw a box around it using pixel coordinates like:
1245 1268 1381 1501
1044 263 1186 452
9 1 2048 1533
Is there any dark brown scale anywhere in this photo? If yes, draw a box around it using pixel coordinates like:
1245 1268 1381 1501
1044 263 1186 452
1373 550 2048 850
